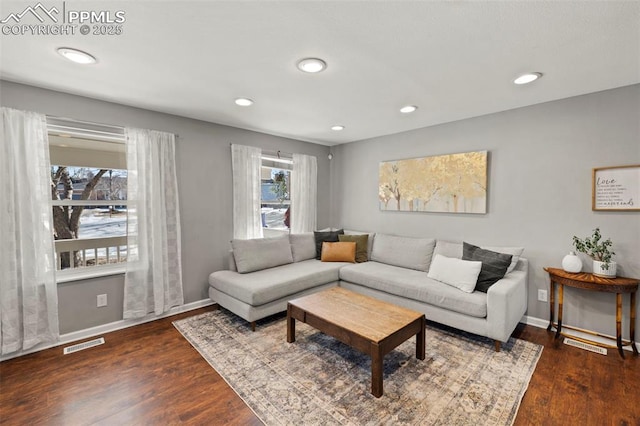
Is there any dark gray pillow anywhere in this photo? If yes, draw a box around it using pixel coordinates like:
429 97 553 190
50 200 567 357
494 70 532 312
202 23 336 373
313 229 344 259
462 242 512 293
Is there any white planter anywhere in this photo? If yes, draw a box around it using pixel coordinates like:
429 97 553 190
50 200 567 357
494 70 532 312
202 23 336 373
561 252 582 273
593 260 617 278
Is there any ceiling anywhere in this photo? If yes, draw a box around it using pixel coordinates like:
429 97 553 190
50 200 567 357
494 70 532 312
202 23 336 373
1 1 639 146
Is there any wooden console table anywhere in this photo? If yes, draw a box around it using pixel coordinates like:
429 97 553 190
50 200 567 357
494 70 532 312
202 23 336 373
544 267 638 358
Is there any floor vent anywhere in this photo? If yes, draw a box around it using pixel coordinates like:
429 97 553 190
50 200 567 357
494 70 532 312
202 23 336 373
563 338 607 355
63 337 105 355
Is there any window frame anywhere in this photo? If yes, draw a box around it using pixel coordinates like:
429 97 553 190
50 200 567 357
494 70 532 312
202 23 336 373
47 117 129 282
260 155 292 236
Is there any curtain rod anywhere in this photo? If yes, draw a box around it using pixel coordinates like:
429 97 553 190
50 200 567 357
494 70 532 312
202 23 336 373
46 115 180 138
229 143 293 159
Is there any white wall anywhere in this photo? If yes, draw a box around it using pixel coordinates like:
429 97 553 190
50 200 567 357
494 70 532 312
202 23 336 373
330 84 640 336
1 80 331 333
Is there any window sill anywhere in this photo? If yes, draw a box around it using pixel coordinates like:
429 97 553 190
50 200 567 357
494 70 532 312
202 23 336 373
56 264 126 283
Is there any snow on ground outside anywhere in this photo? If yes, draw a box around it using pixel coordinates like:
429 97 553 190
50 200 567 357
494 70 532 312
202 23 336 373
262 206 288 230
78 209 127 238
70 206 288 263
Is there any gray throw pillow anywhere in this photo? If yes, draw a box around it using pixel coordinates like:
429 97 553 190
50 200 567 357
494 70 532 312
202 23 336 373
462 242 512 293
314 229 344 259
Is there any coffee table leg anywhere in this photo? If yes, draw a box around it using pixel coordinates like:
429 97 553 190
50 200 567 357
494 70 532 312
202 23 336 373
286 304 295 343
416 316 426 360
371 342 383 398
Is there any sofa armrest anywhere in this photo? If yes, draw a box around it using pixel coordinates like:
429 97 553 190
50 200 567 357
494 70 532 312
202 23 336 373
485 258 528 342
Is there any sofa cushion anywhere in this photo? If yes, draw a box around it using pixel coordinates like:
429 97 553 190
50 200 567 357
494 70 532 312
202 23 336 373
433 240 464 259
209 259 348 306
338 234 369 263
289 233 316 262
462 242 512 293
231 235 293 273
370 234 436 272
427 254 482 293
339 262 487 318
314 229 344 259
321 242 356 263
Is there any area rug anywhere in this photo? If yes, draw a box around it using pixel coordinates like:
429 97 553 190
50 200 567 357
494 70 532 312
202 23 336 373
173 310 542 425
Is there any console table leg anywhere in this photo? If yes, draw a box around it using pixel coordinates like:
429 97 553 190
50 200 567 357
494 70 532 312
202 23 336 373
548 281 555 331
555 284 564 339
616 293 625 358
631 291 638 355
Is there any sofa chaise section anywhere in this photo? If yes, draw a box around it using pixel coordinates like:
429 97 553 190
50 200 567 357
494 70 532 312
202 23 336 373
208 233 349 330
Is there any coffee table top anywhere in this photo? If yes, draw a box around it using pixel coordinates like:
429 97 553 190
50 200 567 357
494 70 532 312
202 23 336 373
287 287 424 344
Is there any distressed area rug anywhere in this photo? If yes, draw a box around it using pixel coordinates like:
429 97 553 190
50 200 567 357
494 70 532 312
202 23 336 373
173 310 542 426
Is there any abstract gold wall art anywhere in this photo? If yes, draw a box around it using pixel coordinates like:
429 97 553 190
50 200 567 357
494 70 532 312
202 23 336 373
379 150 487 214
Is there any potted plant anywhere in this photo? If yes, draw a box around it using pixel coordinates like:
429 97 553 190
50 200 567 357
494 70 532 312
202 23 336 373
271 171 289 206
572 228 616 278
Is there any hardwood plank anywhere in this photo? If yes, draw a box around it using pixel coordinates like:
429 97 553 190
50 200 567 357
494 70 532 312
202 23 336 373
1 307 638 425
511 323 640 426
0 307 262 426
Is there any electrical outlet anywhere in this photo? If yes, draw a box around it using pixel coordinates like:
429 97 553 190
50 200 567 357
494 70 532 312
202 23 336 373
537 289 548 302
97 294 108 307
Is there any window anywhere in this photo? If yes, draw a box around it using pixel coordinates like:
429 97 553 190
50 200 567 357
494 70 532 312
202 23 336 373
261 155 292 235
47 118 128 279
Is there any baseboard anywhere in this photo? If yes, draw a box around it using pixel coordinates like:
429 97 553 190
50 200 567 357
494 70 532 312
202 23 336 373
520 314 635 353
521 315 549 330
0 299 215 362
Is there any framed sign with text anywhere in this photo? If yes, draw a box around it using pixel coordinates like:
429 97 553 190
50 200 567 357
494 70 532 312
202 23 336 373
592 165 640 211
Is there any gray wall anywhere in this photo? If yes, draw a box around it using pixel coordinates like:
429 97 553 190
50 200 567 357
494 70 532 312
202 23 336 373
330 84 640 336
0 80 331 334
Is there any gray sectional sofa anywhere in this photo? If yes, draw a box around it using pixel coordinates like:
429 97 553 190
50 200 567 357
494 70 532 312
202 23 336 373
208 231 527 350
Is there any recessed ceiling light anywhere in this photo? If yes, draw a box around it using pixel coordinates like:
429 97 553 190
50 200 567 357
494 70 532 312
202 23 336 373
235 98 254 106
513 72 542 85
331 125 345 131
297 58 327 73
57 47 96 64
400 105 418 114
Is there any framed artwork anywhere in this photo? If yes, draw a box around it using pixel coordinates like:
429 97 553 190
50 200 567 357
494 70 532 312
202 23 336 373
379 150 487 214
592 165 640 211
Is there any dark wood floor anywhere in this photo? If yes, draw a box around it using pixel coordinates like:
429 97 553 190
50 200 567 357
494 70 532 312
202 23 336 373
1 306 638 425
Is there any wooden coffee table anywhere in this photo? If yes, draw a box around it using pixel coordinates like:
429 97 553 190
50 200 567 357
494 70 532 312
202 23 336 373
286 287 426 398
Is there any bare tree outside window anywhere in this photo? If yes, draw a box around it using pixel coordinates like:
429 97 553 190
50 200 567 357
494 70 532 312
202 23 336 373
51 166 127 268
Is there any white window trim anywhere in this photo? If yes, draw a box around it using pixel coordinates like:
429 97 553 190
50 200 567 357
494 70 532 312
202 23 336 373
56 264 126 283
48 117 129 283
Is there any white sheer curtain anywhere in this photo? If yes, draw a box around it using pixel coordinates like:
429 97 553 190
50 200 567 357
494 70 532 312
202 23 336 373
124 128 184 319
0 107 59 355
291 153 317 233
231 144 263 239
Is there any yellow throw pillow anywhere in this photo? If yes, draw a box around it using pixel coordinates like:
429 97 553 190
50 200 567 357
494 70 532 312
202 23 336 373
321 241 356 263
